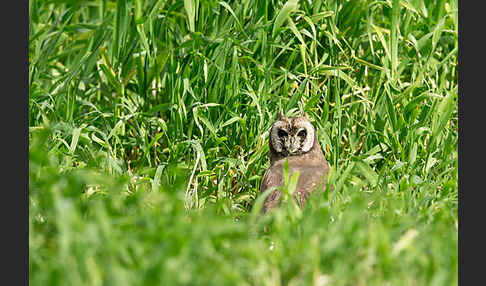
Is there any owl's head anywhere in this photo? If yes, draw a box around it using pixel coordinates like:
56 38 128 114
269 111 316 157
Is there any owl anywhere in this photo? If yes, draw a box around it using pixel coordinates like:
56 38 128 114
260 111 330 213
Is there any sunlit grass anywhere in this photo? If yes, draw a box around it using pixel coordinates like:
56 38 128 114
29 0 457 285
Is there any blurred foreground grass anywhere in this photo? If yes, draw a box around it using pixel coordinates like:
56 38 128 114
29 0 457 285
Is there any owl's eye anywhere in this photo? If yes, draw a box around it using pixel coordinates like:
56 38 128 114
278 129 288 137
297 130 307 137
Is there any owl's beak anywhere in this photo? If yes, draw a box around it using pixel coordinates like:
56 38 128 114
285 137 297 153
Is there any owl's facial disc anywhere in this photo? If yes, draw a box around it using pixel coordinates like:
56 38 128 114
270 119 315 156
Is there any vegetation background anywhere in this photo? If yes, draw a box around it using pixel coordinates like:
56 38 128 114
29 0 458 285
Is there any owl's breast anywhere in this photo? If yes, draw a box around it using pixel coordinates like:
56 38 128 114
290 163 329 194
260 158 330 212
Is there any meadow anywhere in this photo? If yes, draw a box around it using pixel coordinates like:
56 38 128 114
29 0 458 285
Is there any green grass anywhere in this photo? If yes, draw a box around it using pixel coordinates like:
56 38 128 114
29 0 458 285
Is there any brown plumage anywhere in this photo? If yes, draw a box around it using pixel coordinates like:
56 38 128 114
260 111 330 213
